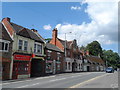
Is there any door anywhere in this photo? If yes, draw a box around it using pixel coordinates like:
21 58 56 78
87 66 90 72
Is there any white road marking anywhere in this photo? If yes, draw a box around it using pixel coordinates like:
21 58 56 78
31 83 40 86
16 78 66 88
2 75 56 85
49 78 66 82
17 85 29 88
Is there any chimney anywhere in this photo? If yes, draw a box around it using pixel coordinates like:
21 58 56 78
52 28 58 45
86 50 89 56
82 50 85 56
31 29 37 32
2 17 10 22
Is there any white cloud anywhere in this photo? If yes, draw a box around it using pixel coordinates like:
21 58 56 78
56 0 118 47
43 24 52 30
71 6 81 10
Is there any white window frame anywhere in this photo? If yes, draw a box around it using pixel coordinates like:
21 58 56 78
57 52 61 60
47 50 51 56
24 40 28 51
34 42 43 55
18 39 23 51
18 39 28 51
0 39 10 52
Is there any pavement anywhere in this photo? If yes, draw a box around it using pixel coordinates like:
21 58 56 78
1 71 119 89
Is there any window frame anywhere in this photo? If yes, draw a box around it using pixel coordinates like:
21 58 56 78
24 41 28 51
34 42 43 55
0 39 10 52
18 39 23 51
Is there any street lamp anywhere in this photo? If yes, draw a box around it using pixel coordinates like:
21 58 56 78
106 56 108 68
64 32 72 71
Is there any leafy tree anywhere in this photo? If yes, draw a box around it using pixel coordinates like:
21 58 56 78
80 45 86 51
45 38 51 43
102 50 120 68
86 41 103 57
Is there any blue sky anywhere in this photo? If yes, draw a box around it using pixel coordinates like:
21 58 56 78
2 2 118 53
2 2 89 38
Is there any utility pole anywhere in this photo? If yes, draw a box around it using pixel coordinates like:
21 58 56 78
106 56 108 68
64 33 67 71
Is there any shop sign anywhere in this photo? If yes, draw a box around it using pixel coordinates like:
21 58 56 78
14 54 31 61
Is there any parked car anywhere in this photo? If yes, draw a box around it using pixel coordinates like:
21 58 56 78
106 67 114 73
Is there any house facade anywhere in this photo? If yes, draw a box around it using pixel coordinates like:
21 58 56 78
82 50 105 72
2 17 45 79
0 22 13 80
50 28 83 72
45 43 64 74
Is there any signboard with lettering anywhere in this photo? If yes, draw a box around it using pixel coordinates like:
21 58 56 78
14 54 31 61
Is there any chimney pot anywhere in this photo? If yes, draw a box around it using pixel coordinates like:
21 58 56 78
2 17 10 22
31 29 37 32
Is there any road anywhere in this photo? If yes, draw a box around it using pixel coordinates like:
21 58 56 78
1 71 119 89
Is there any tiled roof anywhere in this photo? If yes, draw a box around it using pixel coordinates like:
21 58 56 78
57 38 73 49
87 56 104 64
10 22 44 43
0 23 12 41
45 43 63 52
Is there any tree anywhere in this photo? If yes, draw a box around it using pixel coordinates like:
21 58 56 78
45 38 51 43
86 41 103 57
102 50 120 68
80 45 86 51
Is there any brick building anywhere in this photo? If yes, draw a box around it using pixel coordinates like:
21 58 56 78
0 22 13 80
50 28 83 72
2 17 45 79
45 43 64 74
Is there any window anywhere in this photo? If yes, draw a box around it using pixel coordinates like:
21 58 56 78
34 43 42 54
0 42 1 50
57 52 60 60
68 51 70 56
68 62 71 70
18 40 23 50
5 43 8 50
34 44 37 53
0 40 9 52
24 41 28 51
2 42 4 50
37 45 42 53
47 50 51 56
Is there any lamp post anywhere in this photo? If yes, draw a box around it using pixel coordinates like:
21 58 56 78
64 32 72 71
106 56 108 68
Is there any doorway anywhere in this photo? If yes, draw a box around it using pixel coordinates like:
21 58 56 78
31 59 44 77
87 66 90 72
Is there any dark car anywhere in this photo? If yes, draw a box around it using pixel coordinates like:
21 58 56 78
106 67 114 73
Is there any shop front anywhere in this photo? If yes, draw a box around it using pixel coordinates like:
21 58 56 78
12 54 32 79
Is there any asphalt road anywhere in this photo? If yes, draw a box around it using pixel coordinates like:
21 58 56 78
1 71 119 89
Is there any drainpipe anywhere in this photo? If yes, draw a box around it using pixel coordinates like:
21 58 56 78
9 53 13 79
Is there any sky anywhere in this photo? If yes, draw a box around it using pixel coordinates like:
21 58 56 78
1 0 119 53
